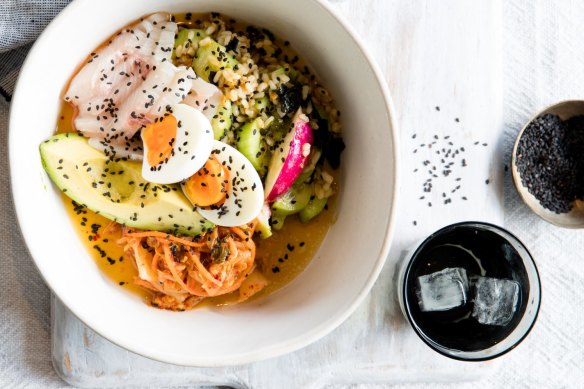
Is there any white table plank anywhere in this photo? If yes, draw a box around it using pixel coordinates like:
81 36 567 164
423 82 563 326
52 1 503 387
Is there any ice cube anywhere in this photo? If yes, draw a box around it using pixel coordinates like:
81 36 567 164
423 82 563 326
472 277 520 326
417 268 469 312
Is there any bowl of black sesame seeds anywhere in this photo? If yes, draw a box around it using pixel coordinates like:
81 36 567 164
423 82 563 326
512 100 584 228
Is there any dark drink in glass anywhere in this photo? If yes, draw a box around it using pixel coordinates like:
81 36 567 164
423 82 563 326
398 222 541 361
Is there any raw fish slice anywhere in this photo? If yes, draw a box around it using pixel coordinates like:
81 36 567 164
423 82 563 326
183 77 223 122
135 20 176 63
78 61 177 140
108 61 181 140
65 13 177 143
148 67 196 117
65 11 224 160
67 53 149 136
95 65 195 160
154 28 177 63
66 13 170 104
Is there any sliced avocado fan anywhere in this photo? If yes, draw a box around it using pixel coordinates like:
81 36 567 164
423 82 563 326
39 133 213 236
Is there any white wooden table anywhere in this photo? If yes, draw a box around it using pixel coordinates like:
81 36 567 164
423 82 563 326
52 0 508 387
5 0 584 388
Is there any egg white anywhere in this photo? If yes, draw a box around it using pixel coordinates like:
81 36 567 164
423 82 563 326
197 140 265 227
141 104 214 184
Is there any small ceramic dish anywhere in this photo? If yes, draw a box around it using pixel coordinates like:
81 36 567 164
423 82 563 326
512 100 584 228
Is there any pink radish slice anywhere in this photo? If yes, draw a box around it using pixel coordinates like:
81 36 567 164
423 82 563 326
265 110 314 202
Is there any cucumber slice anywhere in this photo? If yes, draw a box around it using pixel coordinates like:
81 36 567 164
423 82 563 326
237 118 269 175
299 196 328 223
271 184 312 216
174 29 207 53
192 39 238 82
212 98 232 140
271 211 286 231
256 204 272 239
272 65 298 81
254 96 270 114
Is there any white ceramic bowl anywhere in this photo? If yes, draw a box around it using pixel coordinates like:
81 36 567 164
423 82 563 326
10 0 399 366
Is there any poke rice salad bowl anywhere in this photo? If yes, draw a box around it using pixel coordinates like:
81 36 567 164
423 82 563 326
9 0 398 366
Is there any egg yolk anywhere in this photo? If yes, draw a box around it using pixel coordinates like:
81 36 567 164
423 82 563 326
142 114 178 167
183 155 230 207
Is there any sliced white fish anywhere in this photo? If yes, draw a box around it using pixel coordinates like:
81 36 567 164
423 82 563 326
148 66 196 117
65 13 180 146
183 77 222 122
65 12 224 161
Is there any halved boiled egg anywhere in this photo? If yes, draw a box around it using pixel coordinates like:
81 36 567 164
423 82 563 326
141 103 213 184
182 140 264 227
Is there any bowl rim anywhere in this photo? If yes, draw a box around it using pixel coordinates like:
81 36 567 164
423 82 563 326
401 221 541 362
8 0 401 365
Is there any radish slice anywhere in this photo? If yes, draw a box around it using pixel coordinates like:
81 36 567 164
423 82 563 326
264 110 314 202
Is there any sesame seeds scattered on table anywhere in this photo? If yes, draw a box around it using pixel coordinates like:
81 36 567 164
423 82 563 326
409 108 491 210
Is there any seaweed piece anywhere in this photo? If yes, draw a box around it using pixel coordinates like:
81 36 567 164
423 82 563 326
225 37 239 53
277 83 302 115
313 119 345 170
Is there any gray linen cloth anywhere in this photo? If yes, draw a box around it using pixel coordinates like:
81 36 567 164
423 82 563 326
0 1 71 387
0 1 71 97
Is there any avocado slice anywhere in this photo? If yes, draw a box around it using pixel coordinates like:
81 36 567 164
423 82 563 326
39 133 213 236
